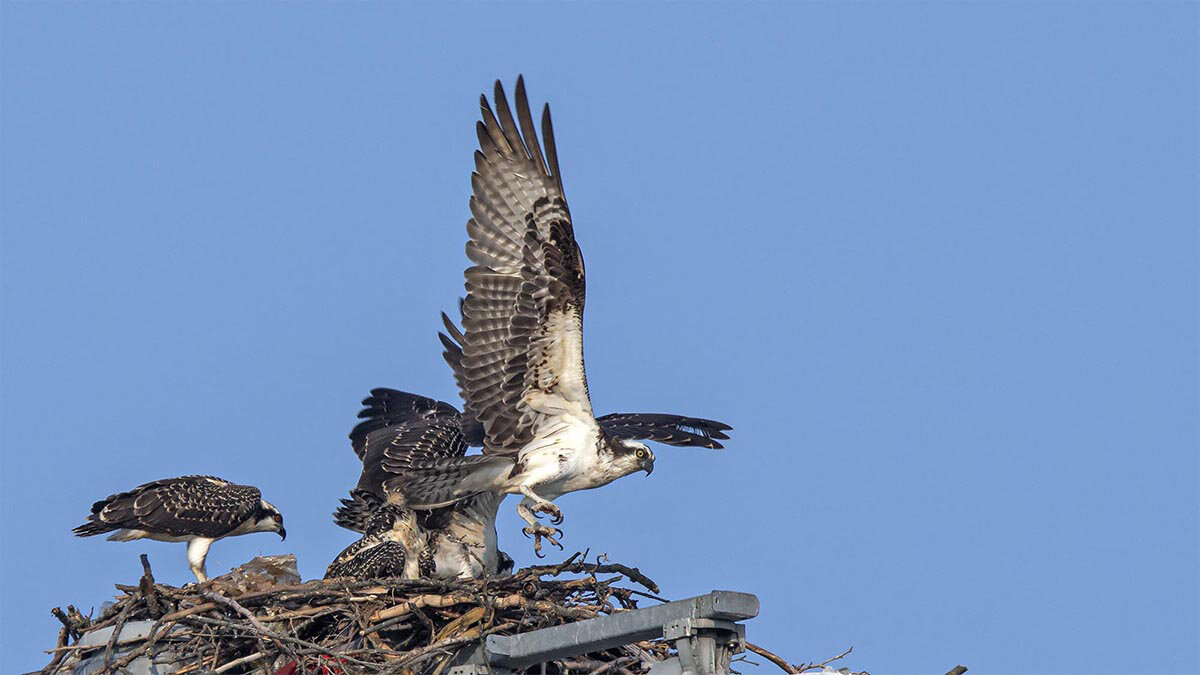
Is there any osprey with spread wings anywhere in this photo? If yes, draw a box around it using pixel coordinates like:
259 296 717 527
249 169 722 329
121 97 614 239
392 78 732 555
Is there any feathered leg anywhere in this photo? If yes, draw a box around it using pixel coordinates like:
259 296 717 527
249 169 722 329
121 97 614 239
186 537 214 583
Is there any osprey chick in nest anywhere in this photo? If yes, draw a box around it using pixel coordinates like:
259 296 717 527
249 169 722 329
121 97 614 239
334 388 512 580
73 475 285 583
325 504 435 581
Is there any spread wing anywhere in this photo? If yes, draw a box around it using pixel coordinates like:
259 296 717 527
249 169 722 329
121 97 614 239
350 389 462 461
352 418 469 495
444 311 732 449
596 413 733 449
459 77 592 455
336 390 471 532
439 304 486 446
75 475 260 539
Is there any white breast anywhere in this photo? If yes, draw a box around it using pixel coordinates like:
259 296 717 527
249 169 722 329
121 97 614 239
513 413 604 500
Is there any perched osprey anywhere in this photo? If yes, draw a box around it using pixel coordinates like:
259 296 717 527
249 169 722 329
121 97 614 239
334 388 511 579
73 475 286 583
391 78 732 554
325 504 434 581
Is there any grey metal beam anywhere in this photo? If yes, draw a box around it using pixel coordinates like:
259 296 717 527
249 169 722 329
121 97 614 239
482 591 758 669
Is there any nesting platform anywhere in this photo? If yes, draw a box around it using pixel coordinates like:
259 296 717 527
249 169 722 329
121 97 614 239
37 554 835 675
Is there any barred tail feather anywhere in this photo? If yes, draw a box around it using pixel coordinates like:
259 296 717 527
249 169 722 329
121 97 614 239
334 490 384 533
72 520 115 537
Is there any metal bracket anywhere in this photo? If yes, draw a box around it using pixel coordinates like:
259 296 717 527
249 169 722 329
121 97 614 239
451 591 758 675
662 618 744 644
662 618 745 675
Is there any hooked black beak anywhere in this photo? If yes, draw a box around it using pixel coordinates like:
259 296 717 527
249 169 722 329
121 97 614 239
278 527 287 541
642 457 655 476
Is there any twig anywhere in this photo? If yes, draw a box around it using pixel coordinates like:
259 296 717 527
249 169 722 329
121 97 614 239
362 615 413 636
180 615 380 669
625 588 670 604
945 667 968 675
100 620 177 674
393 621 518 669
50 608 71 630
523 560 659 594
745 643 854 674
199 590 293 658
158 602 218 622
212 650 266 673
795 646 854 673
745 643 798 673
369 592 480 622
66 606 91 630
555 551 584 573
587 655 638 675
101 599 135 670
51 607 87 641
139 554 162 617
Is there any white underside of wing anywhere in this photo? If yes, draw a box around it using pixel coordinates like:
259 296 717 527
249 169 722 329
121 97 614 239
509 303 605 499
525 308 593 420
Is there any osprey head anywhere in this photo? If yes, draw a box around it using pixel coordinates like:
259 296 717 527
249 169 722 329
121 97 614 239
255 500 286 540
612 438 654 476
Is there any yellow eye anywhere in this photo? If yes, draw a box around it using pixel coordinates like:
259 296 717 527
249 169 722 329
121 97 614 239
636 449 645 458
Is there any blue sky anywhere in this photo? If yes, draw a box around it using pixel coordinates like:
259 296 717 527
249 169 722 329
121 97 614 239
1 3 1196 674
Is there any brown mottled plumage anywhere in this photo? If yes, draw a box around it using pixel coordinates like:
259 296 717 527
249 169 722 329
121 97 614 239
389 78 731 557
74 475 285 582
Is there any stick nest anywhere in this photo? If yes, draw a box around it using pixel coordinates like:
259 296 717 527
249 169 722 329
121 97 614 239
41 552 677 675
42 552 857 675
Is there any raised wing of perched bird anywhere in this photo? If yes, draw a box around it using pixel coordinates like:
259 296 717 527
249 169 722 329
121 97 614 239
390 79 648 556
393 71 735 552
334 389 510 579
73 475 285 582
387 79 735 556
325 504 433 581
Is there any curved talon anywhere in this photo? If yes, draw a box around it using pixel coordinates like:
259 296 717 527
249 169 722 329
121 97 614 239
532 502 563 525
523 524 564 558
